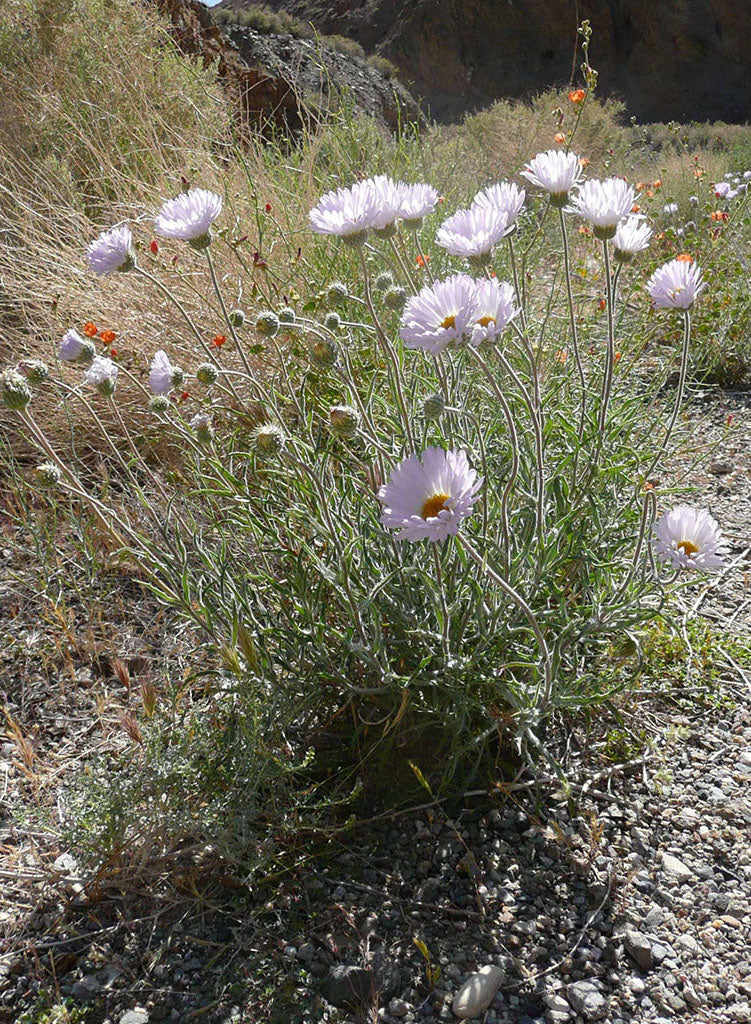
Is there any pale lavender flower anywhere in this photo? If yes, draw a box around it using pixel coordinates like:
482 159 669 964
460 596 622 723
397 182 440 226
714 181 732 199
155 188 223 245
85 355 118 397
662 202 679 217
653 505 723 571
520 149 583 206
309 181 379 243
471 181 526 230
149 350 183 395
469 278 519 345
400 274 478 355
86 225 134 275
361 175 404 233
613 216 653 259
647 258 706 309
59 329 89 362
435 204 509 261
567 177 636 238
379 447 482 542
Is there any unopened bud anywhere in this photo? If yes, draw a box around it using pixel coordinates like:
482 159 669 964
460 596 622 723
329 404 360 438
255 311 279 338
17 359 50 385
35 461 61 487
374 271 394 291
323 312 341 331
229 308 246 328
310 337 338 369
422 393 445 420
384 286 407 311
278 306 296 325
196 363 219 386
327 281 348 305
2 369 32 410
171 365 185 388
149 395 171 414
190 413 214 444
255 423 285 459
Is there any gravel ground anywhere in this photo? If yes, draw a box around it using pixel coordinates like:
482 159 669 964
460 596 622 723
1 390 749 1024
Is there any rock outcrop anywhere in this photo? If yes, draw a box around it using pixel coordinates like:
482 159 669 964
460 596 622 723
216 0 751 124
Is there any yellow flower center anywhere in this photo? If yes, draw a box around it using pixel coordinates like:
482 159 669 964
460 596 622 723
440 315 456 330
421 492 451 519
677 539 699 557
476 315 496 328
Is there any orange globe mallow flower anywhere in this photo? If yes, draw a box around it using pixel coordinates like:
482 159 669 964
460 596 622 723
675 253 694 262
631 203 640 213
554 132 566 144
100 329 116 345
614 351 622 362
635 182 646 192
555 349 568 363
578 157 590 168
568 89 586 104
652 179 662 189
416 254 430 267
710 210 729 222
212 334 227 348
598 298 606 312
694 168 704 179
83 321 98 337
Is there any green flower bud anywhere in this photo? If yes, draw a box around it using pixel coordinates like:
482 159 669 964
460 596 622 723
373 223 397 240
327 281 349 305
190 413 214 444
17 359 50 386
2 369 32 411
229 309 246 328
78 340 96 365
384 286 407 311
422 393 446 421
255 423 285 459
309 337 338 369
196 363 219 386
374 271 394 292
149 395 171 414
278 306 296 325
323 312 341 331
35 461 61 487
171 365 185 389
188 229 213 251
255 311 279 338
341 230 368 249
593 224 617 242
118 250 137 272
329 404 360 439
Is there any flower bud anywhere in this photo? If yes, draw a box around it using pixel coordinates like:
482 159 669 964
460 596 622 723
422 393 445 421
35 461 62 487
149 395 171 414
593 224 618 241
329 404 360 438
171 365 185 389
278 306 296 325
341 230 368 249
2 369 32 411
374 271 394 291
17 359 50 385
309 337 338 369
196 362 219 386
323 312 341 331
384 286 407 311
229 308 246 328
327 281 348 305
188 228 213 251
190 412 214 444
79 340 96 365
255 423 285 459
255 311 279 338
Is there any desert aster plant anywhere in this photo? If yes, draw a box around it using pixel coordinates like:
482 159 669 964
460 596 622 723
471 181 526 230
521 149 583 207
379 447 482 542
567 177 636 239
155 188 223 248
149 350 183 395
469 278 519 345
647 258 706 309
85 355 118 397
435 204 510 263
397 182 440 227
653 505 723 571
361 175 404 235
59 329 94 363
613 216 653 261
400 274 478 355
309 181 379 245
86 225 134 276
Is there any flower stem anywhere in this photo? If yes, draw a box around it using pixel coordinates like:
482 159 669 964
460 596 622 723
205 248 261 390
431 540 451 661
558 208 587 471
640 309 692 486
597 237 616 439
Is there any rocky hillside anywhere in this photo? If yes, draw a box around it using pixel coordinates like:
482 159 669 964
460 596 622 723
153 0 417 134
215 0 751 123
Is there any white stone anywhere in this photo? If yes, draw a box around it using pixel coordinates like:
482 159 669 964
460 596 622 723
452 964 504 1019
660 853 694 882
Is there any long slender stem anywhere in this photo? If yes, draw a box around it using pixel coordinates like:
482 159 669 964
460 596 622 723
598 238 616 437
640 310 692 486
507 233 527 330
431 541 450 660
205 248 260 390
461 536 553 707
613 488 656 603
558 208 588 465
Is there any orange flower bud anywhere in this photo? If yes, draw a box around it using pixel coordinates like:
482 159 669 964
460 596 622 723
568 89 586 104
554 132 566 144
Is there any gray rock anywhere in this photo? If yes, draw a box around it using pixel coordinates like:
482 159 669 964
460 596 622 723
660 853 694 882
452 965 505 1019
623 929 653 971
71 975 101 1002
389 998 411 1017
120 1011 149 1024
322 965 373 1008
567 980 607 1020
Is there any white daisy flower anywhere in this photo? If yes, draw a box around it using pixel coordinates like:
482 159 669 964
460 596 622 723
471 181 526 230
309 181 379 244
662 202 679 217
647 258 706 309
360 175 404 234
379 447 482 542
435 204 510 262
520 149 583 206
613 216 653 260
653 505 723 571
155 188 223 247
567 177 636 239
149 350 183 395
86 225 134 276
469 278 519 345
400 274 478 355
85 355 118 397
397 182 440 227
